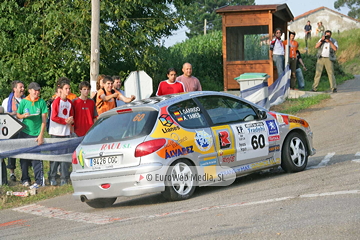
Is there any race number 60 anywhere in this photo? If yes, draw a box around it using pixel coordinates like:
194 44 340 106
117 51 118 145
251 134 265 149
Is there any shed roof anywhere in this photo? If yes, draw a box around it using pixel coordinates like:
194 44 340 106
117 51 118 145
294 6 360 23
216 4 294 22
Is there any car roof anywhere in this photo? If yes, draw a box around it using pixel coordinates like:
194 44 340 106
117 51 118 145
99 91 259 118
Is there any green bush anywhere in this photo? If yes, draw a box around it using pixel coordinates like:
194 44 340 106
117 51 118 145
146 31 223 94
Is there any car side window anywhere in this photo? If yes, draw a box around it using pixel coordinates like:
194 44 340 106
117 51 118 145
168 99 208 128
196 95 258 125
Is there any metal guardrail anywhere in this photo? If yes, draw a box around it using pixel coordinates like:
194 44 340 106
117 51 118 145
0 138 80 185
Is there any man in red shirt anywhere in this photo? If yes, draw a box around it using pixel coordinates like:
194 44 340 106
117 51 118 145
72 81 97 137
156 68 185 96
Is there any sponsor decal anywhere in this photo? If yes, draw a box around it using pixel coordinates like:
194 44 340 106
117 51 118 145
289 117 309 128
245 122 266 134
195 130 213 152
165 146 194 159
235 125 247 151
78 149 85 168
289 118 305 125
250 157 277 170
162 125 180 133
237 165 251 172
158 114 180 133
200 159 217 167
159 114 174 127
266 120 278 135
269 145 280 153
268 135 280 141
269 112 289 125
157 140 194 159
100 142 121 150
170 133 188 144
122 143 131 148
236 125 245 134
218 130 231 149
222 154 235 163
99 143 130 150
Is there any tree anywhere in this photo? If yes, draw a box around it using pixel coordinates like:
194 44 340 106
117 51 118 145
0 0 189 100
174 0 255 39
334 0 360 19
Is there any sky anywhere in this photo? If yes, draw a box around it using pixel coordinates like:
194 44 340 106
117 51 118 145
163 0 350 47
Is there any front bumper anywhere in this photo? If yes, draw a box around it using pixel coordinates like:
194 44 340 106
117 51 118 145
70 163 166 200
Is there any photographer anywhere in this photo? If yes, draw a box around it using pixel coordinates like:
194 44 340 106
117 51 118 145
312 30 338 93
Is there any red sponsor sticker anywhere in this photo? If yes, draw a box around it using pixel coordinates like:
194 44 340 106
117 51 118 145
268 135 280 141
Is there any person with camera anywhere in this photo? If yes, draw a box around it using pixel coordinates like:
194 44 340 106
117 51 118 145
312 30 338 93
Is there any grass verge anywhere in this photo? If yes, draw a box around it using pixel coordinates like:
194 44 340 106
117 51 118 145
0 159 74 210
270 93 331 115
0 183 73 210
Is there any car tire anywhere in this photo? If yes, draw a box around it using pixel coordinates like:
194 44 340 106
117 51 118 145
281 132 308 173
162 159 197 201
85 198 117 208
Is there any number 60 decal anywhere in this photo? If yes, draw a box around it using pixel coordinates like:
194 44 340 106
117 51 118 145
251 134 265 149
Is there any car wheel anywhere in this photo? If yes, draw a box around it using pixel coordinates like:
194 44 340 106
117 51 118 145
281 132 308 173
162 159 197 201
85 198 117 208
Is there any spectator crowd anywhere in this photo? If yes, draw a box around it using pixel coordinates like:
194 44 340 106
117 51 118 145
1 62 203 188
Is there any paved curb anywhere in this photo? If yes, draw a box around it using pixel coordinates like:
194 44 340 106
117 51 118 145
288 89 326 99
224 89 326 100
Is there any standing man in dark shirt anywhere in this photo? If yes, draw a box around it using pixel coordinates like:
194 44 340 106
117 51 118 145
304 20 312 49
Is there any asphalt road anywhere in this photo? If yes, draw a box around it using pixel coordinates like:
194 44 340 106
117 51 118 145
1 76 360 240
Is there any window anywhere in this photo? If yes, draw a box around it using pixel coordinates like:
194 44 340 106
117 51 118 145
197 96 258 125
168 99 208 128
226 25 269 61
82 110 158 145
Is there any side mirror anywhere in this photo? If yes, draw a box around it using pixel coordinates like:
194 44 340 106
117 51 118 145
259 110 267 120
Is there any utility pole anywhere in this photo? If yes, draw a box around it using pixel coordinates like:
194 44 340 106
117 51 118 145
204 19 207 35
90 0 100 91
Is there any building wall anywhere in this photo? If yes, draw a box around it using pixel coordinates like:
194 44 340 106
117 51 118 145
288 8 360 39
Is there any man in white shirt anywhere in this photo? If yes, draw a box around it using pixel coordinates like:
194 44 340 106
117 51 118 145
1 80 25 182
270 28 285 79
312 30 338 93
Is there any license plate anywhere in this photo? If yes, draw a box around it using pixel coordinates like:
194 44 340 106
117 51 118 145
90 156 119 167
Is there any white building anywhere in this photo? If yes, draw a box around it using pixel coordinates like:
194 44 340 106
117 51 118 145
288 6 360 39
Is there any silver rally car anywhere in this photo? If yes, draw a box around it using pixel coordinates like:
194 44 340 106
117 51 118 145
71 91 315 208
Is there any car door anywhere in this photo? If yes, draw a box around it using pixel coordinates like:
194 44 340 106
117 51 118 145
195 95 278 169
166 99 218 171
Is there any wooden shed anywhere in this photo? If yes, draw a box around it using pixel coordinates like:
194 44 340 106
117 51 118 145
216 4 294 90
